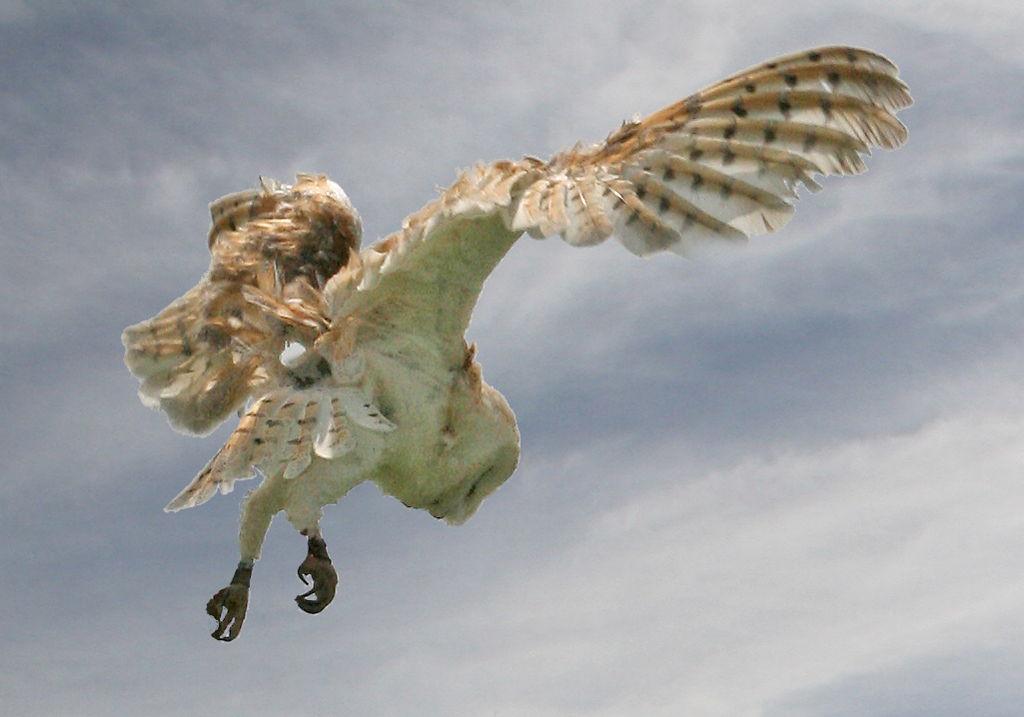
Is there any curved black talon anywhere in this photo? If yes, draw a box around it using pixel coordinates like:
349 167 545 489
207 563 252 641
295 534 338 614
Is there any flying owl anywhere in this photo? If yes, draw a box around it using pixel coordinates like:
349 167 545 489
123 46 912 640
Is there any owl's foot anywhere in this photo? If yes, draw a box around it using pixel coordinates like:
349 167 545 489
295 533 337 614
206 562 252 641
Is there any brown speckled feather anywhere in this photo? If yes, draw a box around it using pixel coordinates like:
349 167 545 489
510 45 911 255
122 174 361 435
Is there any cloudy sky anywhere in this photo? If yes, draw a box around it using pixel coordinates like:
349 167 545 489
3 1 1024 715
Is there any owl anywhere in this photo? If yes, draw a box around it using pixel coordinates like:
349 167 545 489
123 47 912 640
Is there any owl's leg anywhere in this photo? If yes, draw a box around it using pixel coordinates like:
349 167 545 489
206 475 285 641
294 528 338 614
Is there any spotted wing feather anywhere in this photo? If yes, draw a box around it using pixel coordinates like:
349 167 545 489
326 47 910 356
511 45 912 256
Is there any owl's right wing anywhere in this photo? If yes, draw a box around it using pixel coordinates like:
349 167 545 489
327 46 911 351
515 45 912 255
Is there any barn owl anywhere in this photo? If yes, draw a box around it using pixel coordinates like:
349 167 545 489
123 46 912 640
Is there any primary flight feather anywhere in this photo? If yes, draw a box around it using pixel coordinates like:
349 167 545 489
123 46 912 640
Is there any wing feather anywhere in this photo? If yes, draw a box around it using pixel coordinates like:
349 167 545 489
123 174 360 435
514 45 912 256
325 46 910 348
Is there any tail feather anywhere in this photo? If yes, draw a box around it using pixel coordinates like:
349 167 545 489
164 386 394 511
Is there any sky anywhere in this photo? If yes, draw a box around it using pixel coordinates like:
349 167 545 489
2 1 1024 715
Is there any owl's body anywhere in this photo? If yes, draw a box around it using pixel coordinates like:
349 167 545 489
123 47 912 639
244 211 522 538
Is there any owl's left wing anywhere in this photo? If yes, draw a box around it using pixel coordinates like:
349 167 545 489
327 46 911 353
122 175 361 436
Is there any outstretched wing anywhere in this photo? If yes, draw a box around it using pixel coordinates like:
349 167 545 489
327 46 911 350
122 174 362 435
518 45 912 256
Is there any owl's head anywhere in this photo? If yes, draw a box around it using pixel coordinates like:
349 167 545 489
278 173 363 288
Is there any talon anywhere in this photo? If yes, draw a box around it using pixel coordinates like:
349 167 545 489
295 534 338 614
206 563 252 641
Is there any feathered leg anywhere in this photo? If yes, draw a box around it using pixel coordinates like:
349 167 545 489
204 471 340 639
206 473 286 641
